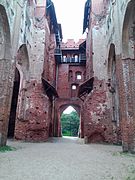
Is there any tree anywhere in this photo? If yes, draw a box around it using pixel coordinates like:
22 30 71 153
61 111 80 137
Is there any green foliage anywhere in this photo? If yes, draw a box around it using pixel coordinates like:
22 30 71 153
61 111 80 137
0 145 16 153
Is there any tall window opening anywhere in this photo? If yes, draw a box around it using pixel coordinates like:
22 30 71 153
68 70 73 81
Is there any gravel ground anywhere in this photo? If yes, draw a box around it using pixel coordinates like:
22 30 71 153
0 137 135 180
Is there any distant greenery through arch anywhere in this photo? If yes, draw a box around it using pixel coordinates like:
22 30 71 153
61 110 80 137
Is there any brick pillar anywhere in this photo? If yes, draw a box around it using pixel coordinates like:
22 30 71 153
0 59 14 146
120 58 135 153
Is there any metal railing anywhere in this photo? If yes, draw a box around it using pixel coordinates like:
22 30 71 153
62 54 86 64
54 50 86 64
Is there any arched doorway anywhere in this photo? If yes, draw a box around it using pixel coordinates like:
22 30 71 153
8 68 20 138
60 105 80 137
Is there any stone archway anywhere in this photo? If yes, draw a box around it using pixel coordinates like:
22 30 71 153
54 103 81 137
61 106 80 137
60 104 80 117
0 5 13 146
121 0 135 152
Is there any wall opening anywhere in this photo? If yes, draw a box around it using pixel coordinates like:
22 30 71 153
71 84 79 97
76 71 82 80
68 70 73 81
108 44 119 125
8 68 20 138
61 106 80 137
72 85 77 90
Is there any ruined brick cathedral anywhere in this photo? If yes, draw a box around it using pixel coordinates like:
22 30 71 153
0 0 135 153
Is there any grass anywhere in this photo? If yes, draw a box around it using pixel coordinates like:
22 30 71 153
62 131 72 136
0 145 16 153
125 165 135 180
112 151 135 158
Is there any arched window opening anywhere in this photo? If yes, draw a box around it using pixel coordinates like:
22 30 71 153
8 68 20 138
76 71 82 80
72 85 77 90
71 84 78 97
63 55 67 62
61 106 80 137
77 75 82 80
74 55 79 62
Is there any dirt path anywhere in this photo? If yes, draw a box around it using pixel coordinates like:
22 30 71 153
0 137 135 180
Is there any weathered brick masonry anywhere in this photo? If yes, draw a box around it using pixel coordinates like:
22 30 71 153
0 0 135 153
54 39 86 137
81 0 135 152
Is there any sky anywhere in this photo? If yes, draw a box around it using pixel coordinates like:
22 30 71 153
63 106 76 114
52 0 86 42
52 0 86 114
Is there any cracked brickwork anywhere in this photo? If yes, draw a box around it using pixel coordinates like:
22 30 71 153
0 0 135 154
82 0 135 152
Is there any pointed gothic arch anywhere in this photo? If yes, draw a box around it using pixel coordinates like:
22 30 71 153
17 44 30 80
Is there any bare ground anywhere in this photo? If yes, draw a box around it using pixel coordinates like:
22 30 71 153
0 137 135 180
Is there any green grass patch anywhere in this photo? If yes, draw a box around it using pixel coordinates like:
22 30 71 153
112 151 135 158
62 131 72 136
0 145 16 153
125 165 135 180
121 152 135 157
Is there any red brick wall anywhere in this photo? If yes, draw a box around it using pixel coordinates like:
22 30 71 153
57 64 86 98
48 34 57 86
15 80 51 141
82 77 121 144
54 98 81 137
43 27 56 86
57 64 70 98
14 3 54 142
55 62 85 136
120 58 135 152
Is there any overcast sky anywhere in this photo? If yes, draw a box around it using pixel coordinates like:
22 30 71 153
52 0 86 114
63 106 76 114
52 0 86 42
